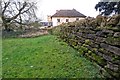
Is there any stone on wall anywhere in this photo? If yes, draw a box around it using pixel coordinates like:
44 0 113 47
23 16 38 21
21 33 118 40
107 14 120 27
51 14 120 78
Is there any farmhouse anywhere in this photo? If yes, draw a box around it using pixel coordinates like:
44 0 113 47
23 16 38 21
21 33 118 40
50 9 86 26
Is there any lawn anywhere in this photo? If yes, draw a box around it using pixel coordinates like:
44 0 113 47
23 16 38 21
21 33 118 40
2 35 102 78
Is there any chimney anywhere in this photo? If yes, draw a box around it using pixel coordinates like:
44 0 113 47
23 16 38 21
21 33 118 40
72 8 76 11
56 10 59 13
47 15 52 22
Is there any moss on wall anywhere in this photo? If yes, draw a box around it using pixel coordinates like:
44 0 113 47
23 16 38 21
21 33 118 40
50 15 120 78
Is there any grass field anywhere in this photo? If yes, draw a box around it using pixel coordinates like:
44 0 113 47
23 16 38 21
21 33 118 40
2 35 102 78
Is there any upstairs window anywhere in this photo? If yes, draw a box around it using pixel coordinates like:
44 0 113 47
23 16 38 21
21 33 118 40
66 19 69 22
57 19 60 22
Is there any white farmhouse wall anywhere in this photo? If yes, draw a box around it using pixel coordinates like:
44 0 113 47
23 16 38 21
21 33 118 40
52 17 85 26
52 18 58 26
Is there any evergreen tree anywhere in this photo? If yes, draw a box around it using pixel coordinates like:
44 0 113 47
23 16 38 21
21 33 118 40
95 1 120 16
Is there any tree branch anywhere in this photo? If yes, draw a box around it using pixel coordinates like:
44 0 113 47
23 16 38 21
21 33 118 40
13 20 27 25
21 4 34 14
10 2 27 21
2 2 10 15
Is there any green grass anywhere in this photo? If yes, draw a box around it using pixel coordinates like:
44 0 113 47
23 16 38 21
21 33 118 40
2 35 102 78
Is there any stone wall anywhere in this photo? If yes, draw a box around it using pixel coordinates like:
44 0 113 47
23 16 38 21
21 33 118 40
51 15 120 78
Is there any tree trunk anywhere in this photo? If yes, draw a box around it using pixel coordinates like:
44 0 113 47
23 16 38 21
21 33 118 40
2 21 11 31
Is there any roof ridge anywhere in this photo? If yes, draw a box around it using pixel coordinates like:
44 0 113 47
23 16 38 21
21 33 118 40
52 9 86 17
59 9 76 11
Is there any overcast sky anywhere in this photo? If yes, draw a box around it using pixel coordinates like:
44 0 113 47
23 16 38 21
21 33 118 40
36 0 100 21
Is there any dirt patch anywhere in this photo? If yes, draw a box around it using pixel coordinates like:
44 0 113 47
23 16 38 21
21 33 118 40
19 29 49 38
2 28 49 38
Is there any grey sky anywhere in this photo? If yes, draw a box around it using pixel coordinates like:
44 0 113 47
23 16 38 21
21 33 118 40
36 0 100 21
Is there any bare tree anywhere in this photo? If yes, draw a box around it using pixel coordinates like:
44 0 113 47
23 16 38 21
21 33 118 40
0 0 2 30
1 0 38 31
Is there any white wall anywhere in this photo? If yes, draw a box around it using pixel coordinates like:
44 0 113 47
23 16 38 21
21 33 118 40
52 17 85 26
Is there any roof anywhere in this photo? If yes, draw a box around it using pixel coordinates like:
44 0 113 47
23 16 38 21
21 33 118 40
52 9 86 17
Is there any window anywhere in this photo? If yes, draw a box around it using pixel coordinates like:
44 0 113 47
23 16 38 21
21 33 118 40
57 19 60 22
66 19 69 22
76 18 79 21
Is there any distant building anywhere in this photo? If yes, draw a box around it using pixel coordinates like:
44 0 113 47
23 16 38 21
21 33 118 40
51 9 86 26
40 21 53 27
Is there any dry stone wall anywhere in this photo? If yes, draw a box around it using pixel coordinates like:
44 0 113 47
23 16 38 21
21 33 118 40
51 15 120 78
